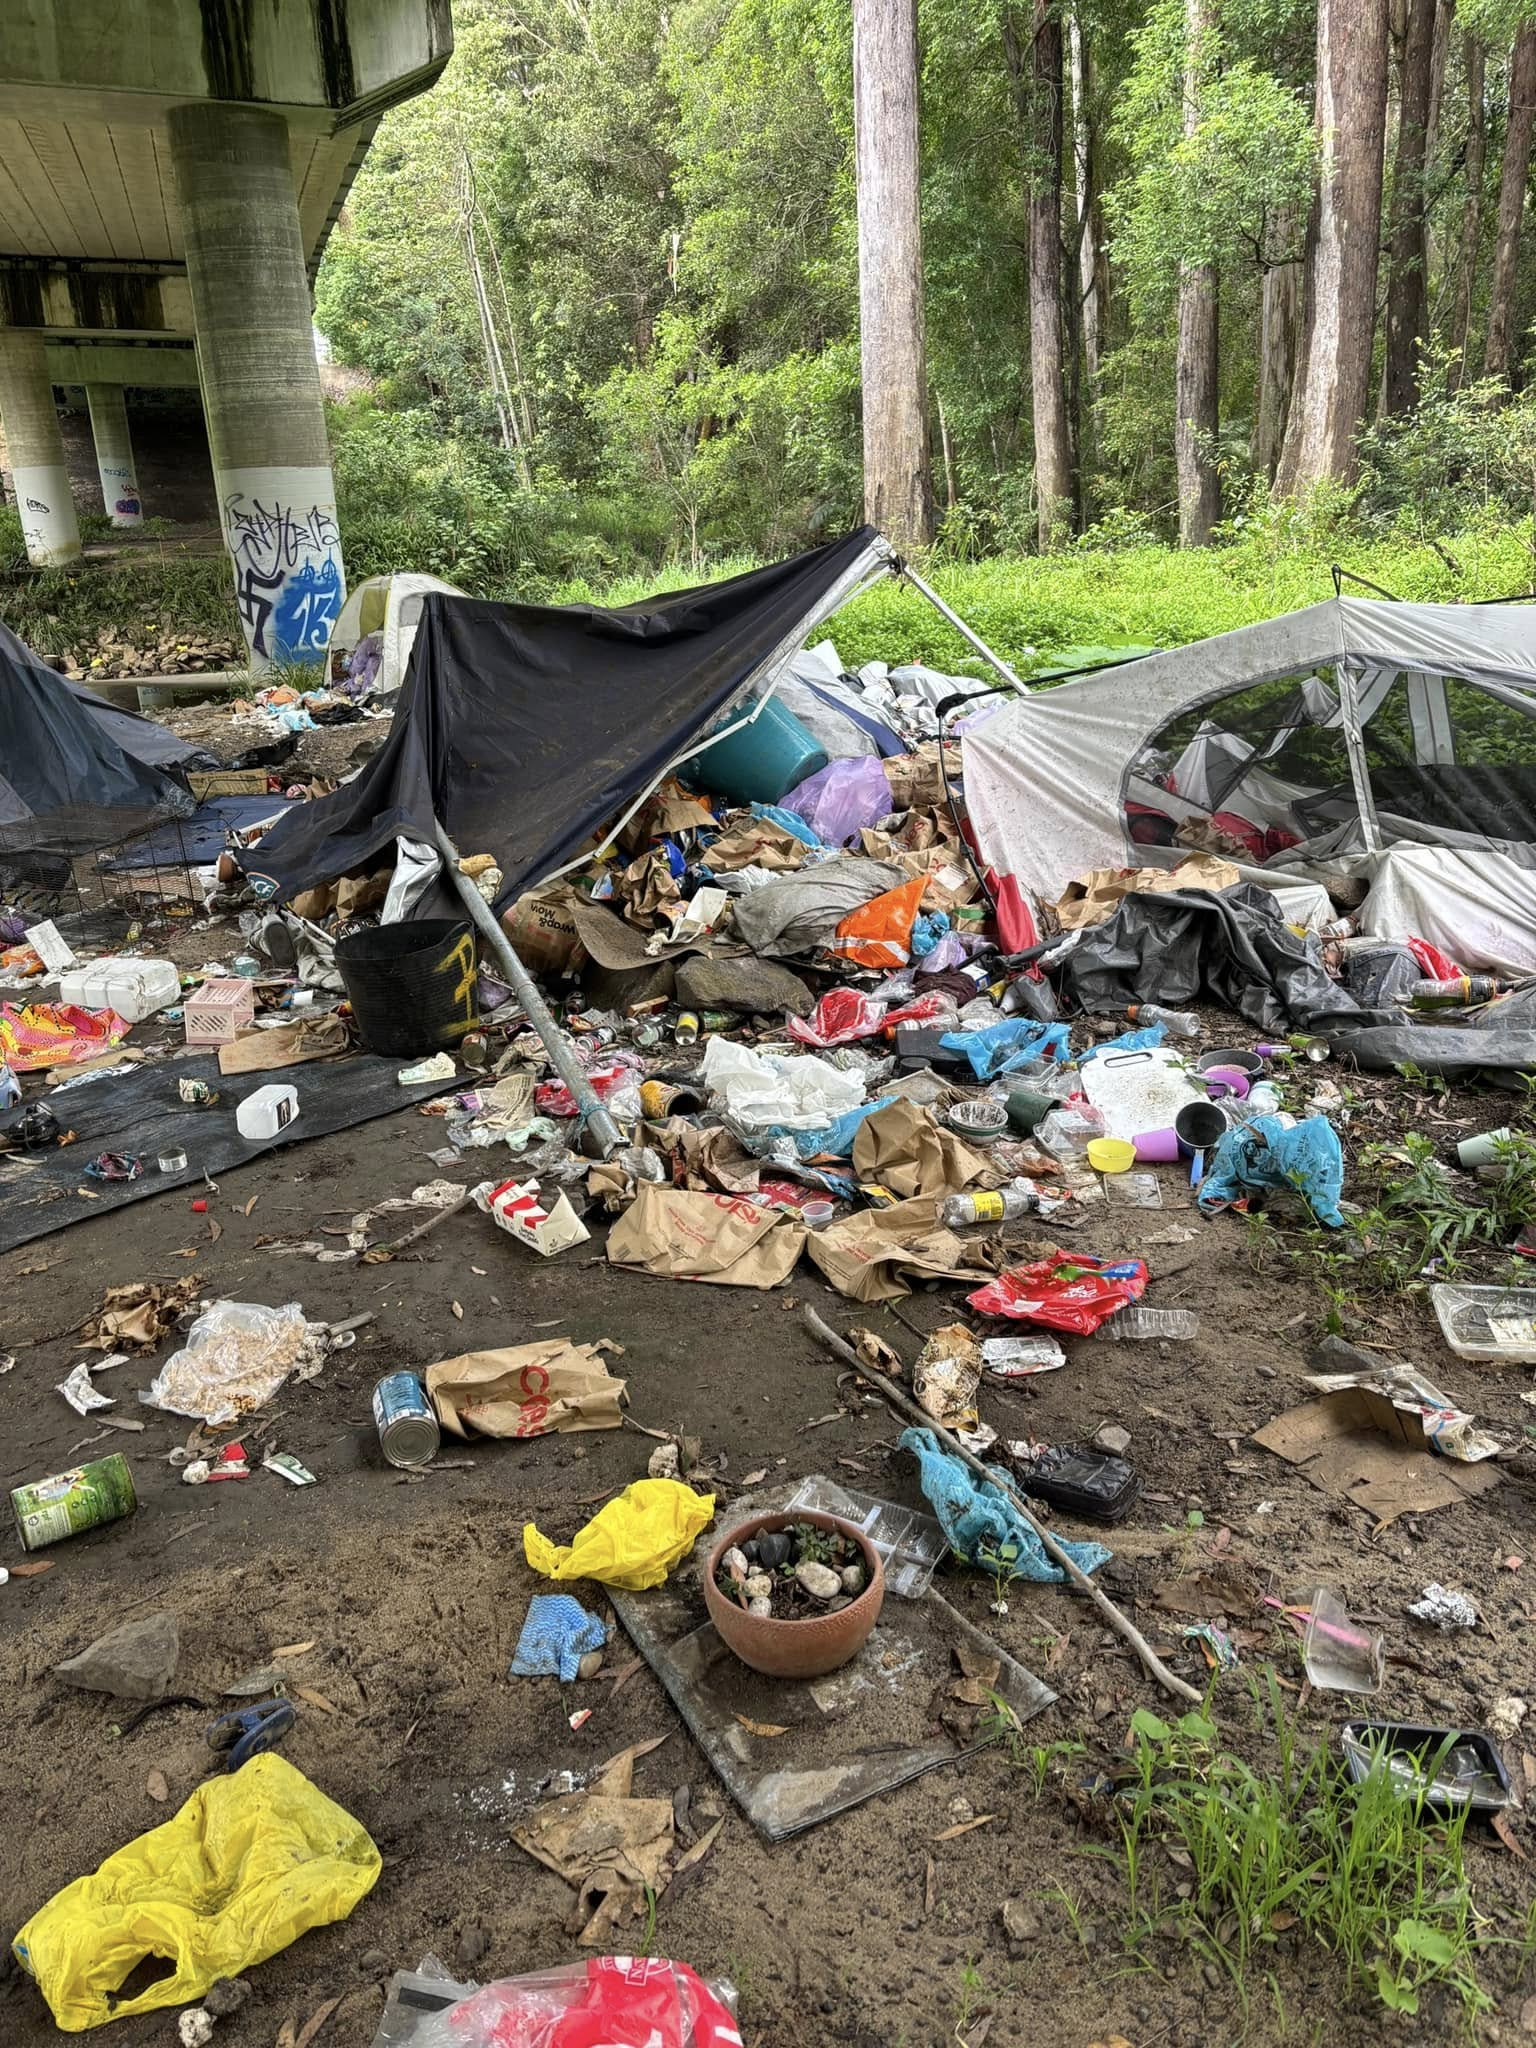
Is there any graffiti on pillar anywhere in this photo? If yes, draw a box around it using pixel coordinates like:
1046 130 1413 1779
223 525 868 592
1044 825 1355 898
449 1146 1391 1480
224 492 344 664
100 462 141 520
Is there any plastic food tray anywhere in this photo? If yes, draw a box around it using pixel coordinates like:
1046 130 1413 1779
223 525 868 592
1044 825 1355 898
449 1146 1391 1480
787 1475 947 1599
1431 1282 1536 1362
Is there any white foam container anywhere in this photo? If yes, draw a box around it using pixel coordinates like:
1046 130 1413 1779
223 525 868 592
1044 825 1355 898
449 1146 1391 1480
58 956 179 1023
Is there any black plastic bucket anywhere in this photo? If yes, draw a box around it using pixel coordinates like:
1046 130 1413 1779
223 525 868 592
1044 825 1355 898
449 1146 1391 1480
335 919 480 1058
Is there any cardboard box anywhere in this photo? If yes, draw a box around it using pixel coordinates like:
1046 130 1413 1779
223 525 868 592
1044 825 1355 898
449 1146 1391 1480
184 978 256 1046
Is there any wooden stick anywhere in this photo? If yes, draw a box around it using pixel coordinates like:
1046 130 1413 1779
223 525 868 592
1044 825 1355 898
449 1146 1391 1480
374 1189 473 1257
802 1305 1201 1707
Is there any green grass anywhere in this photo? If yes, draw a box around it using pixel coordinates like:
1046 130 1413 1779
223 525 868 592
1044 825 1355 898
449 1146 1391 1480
1013 1677 1524 2026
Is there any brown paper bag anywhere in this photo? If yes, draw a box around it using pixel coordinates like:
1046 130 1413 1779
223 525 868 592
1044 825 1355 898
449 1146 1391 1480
851 1098 989 1200
701 818 807 873
217 1012 349 1074
806 1196 986 1303
1053 854 1240 932
426 1339 626 1437
606 1182 805 1288
503 883 585 975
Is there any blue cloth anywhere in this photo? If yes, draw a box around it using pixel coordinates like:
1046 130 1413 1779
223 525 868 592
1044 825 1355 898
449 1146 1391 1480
750 802 823 848
1197 1112 1345 1228
509 1594 608 1680
940 1017 1072 1081
901 1427 1112 1584
910 911 949 959
1077 1023 1167 1064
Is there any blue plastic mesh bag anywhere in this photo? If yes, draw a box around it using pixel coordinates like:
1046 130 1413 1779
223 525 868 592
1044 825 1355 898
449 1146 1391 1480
900 1427 1112 1583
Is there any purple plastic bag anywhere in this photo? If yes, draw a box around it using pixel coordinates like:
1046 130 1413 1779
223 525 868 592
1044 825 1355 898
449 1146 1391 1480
782 757 893 846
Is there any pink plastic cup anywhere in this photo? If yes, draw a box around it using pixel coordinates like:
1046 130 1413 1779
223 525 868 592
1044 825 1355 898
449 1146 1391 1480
1132 1126 1181 1162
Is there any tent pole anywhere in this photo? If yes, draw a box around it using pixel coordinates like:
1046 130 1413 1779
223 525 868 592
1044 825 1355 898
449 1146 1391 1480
432 818 624 1159
898 563 1025 692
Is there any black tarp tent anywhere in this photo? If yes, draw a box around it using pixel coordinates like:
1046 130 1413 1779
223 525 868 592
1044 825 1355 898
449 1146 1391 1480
0 622 205 854
240 529 892 911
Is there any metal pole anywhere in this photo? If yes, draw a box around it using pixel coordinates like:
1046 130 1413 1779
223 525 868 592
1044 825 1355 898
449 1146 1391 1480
432 820 625 1159
897 562 1025 692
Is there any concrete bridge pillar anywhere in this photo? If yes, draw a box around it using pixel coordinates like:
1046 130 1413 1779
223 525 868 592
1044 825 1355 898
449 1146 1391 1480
0 330 82 566
85 384 144 526
166 103 345 670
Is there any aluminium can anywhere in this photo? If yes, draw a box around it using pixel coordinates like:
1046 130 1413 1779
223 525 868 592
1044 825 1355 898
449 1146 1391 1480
372 1371 440 1469
12 1453 137 1551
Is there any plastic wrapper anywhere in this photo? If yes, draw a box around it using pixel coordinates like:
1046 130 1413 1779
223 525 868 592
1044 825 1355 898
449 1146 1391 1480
413 1957 739 2048
12 1756 378 2030
781 755 893 846
939 1016 1071 1081
141 1301 324 1425
827 874 929 971
966 1251 1148 1334
1197 1112 1345 1228
701 1035 865 1130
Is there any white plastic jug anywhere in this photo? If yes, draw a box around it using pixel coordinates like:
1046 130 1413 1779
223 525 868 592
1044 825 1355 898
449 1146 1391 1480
235 1084 299 1141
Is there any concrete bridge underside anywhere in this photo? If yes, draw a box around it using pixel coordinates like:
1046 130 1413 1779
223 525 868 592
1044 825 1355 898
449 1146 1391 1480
0 0 452 666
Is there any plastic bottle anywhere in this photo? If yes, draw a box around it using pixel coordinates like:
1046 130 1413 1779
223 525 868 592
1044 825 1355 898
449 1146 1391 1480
1411 975 1499 1008
940 1185 1038 1228
674 1011 700 1045
1126 1003 1200 1038
1101 1305 1199 1341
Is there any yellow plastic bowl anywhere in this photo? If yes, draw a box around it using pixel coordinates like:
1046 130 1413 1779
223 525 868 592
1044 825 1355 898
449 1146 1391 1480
1086 1136 1137 1174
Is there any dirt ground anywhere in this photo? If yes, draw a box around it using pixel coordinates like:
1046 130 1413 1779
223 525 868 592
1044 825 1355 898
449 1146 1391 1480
2 1015 1535 2045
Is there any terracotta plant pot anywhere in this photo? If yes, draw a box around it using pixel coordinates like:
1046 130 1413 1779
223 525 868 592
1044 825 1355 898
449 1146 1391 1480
703 1510 885 1680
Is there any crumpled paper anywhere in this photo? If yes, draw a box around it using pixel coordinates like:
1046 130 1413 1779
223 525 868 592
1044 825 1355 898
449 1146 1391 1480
850 1097 990 1200
806 1195 989 1303
83 1276 199 1353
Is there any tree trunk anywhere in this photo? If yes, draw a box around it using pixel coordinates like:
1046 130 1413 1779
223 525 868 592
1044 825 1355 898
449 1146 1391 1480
1253 223 1300 479
1004 1 1074 550
853 0 935 550
1382 0 1436 413
1450 31 1486 390
1068 9 1099 390
1175 0 1219 544
1275 0 1390 494
1484 22 1536 381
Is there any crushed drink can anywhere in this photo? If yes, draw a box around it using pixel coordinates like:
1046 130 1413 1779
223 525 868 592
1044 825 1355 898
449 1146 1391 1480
372 1372 440 1469
12 1452 137 1550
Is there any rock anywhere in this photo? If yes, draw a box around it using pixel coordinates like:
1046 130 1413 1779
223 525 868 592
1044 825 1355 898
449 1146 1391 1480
647 1441 680 1480
794 1559 841 1601
457 1924 491 1969
203 1980 252 2019
55 1612 178 1701
1092 1423 1132 1457
743 1571 772 1601
1407 1583 1478 1630
999 1899 1038 1946
358 1949 390 1978
178 2013 214 2048
577 1649 605 1681
722 1546 749 1580
748 1596 772 1618
675 956 815 1018
840 1563 866 1596
947 1794 974 1825
756 1532 793 1569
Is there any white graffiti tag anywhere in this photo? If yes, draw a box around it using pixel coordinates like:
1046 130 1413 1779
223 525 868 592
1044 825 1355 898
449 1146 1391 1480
224 493 344 662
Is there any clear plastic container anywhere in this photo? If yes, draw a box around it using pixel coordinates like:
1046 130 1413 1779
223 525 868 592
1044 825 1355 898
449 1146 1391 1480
1431 1282 1536 1362
1302 1585 1385 1694
1101 1305 1199 1340
1035 1103 1106 1161
786 1475 946 1599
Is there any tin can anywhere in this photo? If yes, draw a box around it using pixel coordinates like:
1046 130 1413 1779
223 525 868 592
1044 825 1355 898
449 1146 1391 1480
12 1453 137 1551
372 1372 440 1469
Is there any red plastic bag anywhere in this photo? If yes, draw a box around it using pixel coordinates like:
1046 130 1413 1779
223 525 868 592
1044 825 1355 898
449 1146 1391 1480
986 870 1036 956
419 1956 740 2048
828 875 928 971
1407 936 1462 981
966 1251 1148 1335
787 987 886 1047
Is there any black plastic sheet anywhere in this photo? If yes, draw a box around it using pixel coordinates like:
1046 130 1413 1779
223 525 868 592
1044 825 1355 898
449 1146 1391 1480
1056 883 1365 1034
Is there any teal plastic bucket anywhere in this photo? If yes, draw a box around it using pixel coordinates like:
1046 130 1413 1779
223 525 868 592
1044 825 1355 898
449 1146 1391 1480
679 695 828 806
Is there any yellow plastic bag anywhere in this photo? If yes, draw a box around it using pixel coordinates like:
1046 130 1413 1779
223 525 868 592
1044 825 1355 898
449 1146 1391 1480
13 1754 380 2032
524 1478 715 1590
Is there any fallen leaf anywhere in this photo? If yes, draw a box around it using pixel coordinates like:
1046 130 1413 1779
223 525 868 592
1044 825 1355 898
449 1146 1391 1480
243 1195 259 1217
670 1815 724 1881
963 2016 993 2048
923 1853 936 1917
145 1768 168 1802
797 1410 843 1433
169 1246 198 1258
741 1468 769 1485
295 1686 337 1714
950 1678 996 1706
1519 1992 1536 2034
471 1265 486 1275
208 1218 222 1243
1506 1555 1524 1572
451 1300 464 1320
734 1714 788 1738
1269 1909 1298 1931
273 1640 316 1658
930 1813 997 1842
10 1560 53 1577
955 1644 1001 1684
1492 1811 1528 1861
292 1997 342 2048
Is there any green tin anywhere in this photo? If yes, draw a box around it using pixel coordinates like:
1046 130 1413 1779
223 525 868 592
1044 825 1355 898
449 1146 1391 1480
12 1453 137 1551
